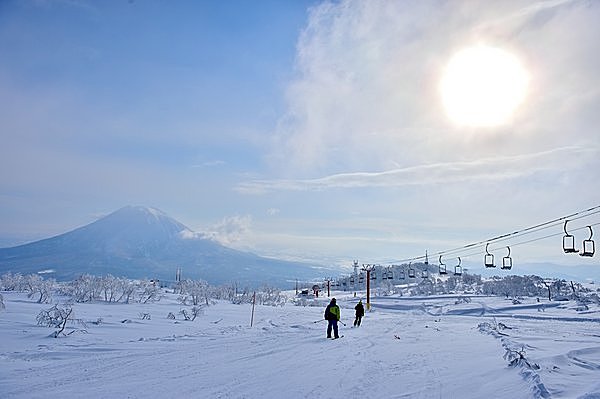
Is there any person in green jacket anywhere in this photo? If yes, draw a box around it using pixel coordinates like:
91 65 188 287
324 298 341 339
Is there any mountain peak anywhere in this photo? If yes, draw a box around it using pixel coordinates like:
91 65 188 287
113 205 168 218
91 205 192 241
0 205 333 285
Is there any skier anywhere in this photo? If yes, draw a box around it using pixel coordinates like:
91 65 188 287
324 298 341 339
354 300 365 327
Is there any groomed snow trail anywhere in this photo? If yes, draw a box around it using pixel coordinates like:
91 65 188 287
2 293 599 398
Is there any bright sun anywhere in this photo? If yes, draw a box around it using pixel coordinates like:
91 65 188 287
440 46 529 128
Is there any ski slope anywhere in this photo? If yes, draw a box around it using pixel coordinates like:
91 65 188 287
1 291 600 398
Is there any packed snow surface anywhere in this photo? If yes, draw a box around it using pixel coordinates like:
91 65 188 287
2 291 600 398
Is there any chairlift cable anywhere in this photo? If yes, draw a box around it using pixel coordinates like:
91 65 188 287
385 205 600 265
416 222 600 264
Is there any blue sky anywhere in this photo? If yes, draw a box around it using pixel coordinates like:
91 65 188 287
1 0 599 273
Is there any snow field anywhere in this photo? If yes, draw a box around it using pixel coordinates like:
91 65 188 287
1 291 600 398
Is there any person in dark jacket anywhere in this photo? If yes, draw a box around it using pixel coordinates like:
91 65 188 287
324 298 341 339
354 300 365 327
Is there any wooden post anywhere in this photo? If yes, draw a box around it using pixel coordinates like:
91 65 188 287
327 280 331 297
543 280 552 301
250 291 256 327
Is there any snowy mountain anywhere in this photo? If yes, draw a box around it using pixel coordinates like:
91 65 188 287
0 206 336 286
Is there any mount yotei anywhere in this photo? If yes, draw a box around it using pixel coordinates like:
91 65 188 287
0 206 335 286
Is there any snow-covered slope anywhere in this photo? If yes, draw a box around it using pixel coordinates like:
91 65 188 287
0 206 335 286
2 291 600 398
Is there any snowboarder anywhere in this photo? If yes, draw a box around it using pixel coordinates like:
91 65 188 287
324 298 341 339
354 300 364 327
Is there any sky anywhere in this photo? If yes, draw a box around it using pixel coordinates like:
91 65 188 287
1 0 599 272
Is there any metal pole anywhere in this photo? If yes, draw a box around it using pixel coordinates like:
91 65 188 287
327 280 330 297
362 263 373 311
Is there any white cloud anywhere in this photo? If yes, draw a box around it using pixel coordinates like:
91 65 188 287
239 146 596 193
199 215 253 247
266 208 280 216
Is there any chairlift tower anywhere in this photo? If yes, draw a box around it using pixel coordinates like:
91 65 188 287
353 260 359 276
361 263 374 311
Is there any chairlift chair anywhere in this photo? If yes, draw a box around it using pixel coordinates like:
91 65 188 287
484 243 496 268
580 226 595 257
501 246 513 270
388 270 394 280
563 220 578 254
350 276 355 284
454 257 463 276
399 269 406 280
408 263 416 278
422 269 429 279
438 255 447 275
358 274 364 283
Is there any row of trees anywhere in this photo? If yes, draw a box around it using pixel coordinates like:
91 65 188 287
2 271 597 311
0 272 287 308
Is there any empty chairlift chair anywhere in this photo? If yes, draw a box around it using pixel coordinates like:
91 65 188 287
501 246 513 270
580 226 595 257
408 263 416 279
563 220 578 254
484 243 496 268
399 268 406 280
371 270 377 280
388 269 394 280
438 255 448 275
454 257 463 276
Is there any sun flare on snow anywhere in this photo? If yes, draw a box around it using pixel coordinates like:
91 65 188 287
440 46 529 128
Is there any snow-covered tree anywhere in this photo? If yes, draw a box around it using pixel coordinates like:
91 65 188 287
255 286 286 306
177 279 211 306
0 272 25 291
63 274 102 302
36 303 86 338
137 281 162 304
24 274 54 304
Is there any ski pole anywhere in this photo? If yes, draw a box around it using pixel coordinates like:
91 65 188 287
339 321 346 326
313 319 326 323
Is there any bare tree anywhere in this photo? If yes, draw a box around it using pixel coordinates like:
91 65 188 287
137 281 161 304
24 274 54 304
36 304 86 338
1 272 25 291
177 279 210 306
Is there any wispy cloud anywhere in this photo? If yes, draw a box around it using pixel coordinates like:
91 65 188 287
238 146 595 193
191 160 226 168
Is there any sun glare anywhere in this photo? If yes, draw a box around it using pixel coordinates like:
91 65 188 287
440 46 529 128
